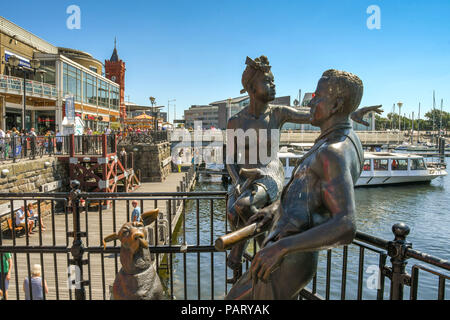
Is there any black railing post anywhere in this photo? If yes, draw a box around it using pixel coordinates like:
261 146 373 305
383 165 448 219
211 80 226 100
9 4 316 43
388 223 412 300
69 180 86 300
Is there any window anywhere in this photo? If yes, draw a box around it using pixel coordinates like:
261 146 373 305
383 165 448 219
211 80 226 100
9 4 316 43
98 80 108 108
373 159 388 171
83 72 97 105
63 63 82 102
363 159 371 171
280 158 286 167
40 60 56 85
89 66 98 73
391 159 408 170
109 84 119 110
411 159 426 170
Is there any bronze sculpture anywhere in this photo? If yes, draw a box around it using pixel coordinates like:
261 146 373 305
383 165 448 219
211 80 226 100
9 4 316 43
225 68 368 299
225 56 381 276
103 209 168 300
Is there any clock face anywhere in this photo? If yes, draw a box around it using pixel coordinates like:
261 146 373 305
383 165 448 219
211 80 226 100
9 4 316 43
111 75 116 82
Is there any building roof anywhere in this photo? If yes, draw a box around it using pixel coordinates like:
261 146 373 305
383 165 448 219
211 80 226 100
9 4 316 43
125 102 164 112
0 16 58 54
110 38 119 62
210 95 249 105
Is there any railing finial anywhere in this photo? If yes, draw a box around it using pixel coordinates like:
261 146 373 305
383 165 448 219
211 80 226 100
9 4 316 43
392 223 410 241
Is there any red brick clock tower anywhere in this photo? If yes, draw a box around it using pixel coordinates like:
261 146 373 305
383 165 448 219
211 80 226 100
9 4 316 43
105 39 126 120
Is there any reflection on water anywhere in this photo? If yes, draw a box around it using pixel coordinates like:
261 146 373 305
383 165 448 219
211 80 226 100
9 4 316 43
164 159 449 300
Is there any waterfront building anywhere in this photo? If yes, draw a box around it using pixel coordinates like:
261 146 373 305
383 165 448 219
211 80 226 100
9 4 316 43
0 16 124 133
184 105 219 129
0 16 58 132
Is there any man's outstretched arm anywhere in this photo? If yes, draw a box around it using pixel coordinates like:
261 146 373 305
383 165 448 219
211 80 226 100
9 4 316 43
250 145 357 281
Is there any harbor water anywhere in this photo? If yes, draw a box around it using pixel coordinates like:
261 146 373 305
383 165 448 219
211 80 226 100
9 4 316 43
164 158 449 300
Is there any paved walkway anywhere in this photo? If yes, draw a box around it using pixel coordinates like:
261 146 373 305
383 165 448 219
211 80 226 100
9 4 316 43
0 172 192 300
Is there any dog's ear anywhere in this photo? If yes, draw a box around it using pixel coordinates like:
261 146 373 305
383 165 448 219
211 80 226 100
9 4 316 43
103 233 119 249
142 208 159 226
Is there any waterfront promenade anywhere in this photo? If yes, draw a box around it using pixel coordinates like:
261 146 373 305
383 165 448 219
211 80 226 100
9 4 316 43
1 171 193 300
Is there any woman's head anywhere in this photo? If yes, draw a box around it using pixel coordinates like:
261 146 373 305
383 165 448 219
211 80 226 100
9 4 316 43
240 56 276 102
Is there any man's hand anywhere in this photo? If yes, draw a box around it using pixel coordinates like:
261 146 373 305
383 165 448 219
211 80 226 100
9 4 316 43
248 202 278 232
350 105 383 127
6 273 10 281
250 241 286 282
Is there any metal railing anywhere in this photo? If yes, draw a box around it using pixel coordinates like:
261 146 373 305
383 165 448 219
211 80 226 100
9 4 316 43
0 187 448 300
117 131 168 145
0 135 63 162
0 134 120 163
0 74 57 99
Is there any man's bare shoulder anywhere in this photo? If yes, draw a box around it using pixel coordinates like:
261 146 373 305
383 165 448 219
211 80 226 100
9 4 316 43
313 138 354 178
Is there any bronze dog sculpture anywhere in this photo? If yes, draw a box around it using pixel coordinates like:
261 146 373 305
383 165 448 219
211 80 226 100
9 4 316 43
103 209 168 300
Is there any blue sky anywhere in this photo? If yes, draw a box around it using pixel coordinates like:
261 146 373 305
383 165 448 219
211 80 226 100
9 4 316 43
3 0 450 121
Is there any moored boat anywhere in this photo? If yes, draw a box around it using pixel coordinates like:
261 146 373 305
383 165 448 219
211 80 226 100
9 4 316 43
278 150 447 187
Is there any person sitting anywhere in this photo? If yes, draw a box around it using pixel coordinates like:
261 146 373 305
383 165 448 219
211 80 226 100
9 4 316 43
27 203 46 231
131 200 142 222
23 264 48 300
16 206 34 236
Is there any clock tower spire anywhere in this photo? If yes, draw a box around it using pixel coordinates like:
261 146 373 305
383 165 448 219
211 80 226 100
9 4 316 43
105 38 126 120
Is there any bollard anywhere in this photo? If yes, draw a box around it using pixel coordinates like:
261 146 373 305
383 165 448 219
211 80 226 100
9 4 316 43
387 223 412 300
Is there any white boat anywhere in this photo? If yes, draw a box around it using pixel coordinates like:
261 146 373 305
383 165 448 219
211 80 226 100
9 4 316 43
278 150 447 187
356 152 447 186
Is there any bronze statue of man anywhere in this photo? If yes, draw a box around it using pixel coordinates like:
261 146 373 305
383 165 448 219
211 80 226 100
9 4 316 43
226 69 365 299
225 56 379 274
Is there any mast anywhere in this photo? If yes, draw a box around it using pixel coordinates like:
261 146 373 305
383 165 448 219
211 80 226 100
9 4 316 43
439 98 443 138
417 102 421 143
432 90 436 134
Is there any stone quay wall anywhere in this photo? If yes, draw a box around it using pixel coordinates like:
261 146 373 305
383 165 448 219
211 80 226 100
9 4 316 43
0 157 69 231
119 142 172 183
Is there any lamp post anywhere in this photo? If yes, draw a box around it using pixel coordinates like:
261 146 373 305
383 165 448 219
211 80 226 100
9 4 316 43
168 98 176 124
7 55 41 131
149 96 157 132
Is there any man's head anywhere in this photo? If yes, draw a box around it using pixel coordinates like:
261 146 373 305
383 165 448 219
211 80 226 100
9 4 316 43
308 69 363 127
241 56 276 103
132 200 138 208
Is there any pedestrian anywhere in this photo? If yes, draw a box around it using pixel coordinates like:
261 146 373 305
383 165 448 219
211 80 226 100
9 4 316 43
55 129 63 154
5 130 11 158
29 128 37 159
0 128 5 159
0 252 12 300
23 264 48 300
131 200 141 222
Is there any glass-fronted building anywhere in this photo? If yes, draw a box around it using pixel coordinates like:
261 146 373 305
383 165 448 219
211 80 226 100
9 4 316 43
36 53 121 132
